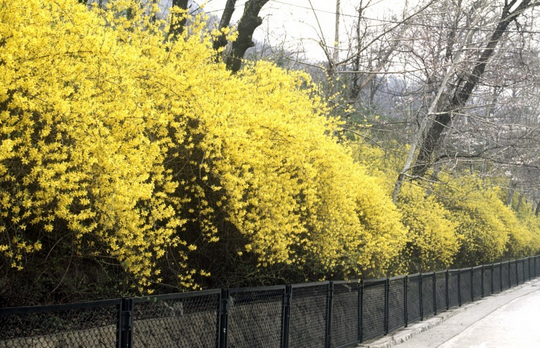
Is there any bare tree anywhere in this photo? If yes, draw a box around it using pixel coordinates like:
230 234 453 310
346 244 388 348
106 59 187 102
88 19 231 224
392 0 540 201
411 0 538 177
225 0 270 73
212 0 237 52
168 0 189 40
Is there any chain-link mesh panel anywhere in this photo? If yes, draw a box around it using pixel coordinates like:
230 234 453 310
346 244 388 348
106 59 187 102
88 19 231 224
227 288 284 348
421 274 434 318
362 281 386 341
0 301 119 348
447 271 459 308
331 282 359 348
460 269 472 305
387 278 405 333
289 284 327 348
133 292 219 348
535 257 540 278
472 268 482 300
406 276 420 324
435 272 447 312
501 263 510 291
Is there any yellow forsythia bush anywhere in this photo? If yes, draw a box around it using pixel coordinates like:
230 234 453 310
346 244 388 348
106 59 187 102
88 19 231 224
350 141 460 272
349 138 540 269
0 0 407 291
434 174 540 265
397 182 459 272
517 207 540 257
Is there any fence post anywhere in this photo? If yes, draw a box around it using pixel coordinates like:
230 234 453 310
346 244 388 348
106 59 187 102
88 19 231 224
490 264 494 295
514 260 519 286
419 274 423 321
521 259 524 283
457 269 462 307
281 285 292 348
404 276 408 327
523 257 531 281
325 282 334 348
218 289 229 348
481 265 485 298
499 262 503 292
384 279 390 335
358 280 364 343
470 267 474 302
521 259 523 284
515 261 519 286
117 298 133 348
508 261 512 289
517 260 521 285
525 258 528 281
445 270 449 310
432 273 437 315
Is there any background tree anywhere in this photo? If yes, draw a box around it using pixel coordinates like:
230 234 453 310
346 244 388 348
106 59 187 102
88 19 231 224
394 0 540 200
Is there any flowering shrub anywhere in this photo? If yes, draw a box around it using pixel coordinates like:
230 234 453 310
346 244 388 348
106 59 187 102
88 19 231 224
434 174 540 265
397 182 459 272
0 0 408 292
351 140 540 270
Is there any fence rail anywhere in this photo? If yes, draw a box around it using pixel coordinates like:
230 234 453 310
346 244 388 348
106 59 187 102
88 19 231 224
1 256 540 348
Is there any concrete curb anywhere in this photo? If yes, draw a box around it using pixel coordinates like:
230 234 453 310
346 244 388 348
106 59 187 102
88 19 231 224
356 303 478 348
355 279 540 348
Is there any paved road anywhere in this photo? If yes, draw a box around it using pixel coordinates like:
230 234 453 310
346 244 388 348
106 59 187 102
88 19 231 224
359 278 540 348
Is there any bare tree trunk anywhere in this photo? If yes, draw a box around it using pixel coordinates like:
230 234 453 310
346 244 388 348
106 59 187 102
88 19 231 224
350 3 363 101
393 52 465 203
507 180 516 206
350 0 411 101
226 0 269 73
168 0 189 41
516 193 523 211
357 40 399 94
212 0 237 52
411 0 535 178
333 0 341 65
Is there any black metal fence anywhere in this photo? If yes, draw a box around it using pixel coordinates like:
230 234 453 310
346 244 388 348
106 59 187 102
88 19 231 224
2 256 540 348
